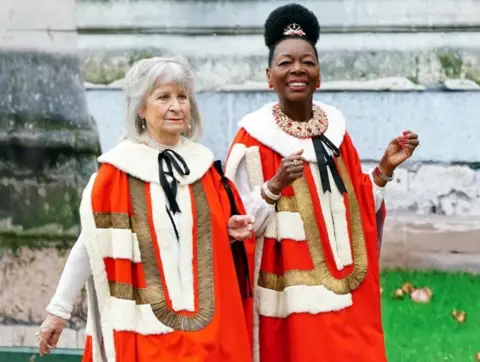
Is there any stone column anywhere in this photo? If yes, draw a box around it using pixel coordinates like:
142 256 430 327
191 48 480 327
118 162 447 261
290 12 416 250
0 0 97 346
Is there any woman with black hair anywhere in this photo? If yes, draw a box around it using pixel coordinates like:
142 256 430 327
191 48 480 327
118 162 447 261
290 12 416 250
225 3 419 362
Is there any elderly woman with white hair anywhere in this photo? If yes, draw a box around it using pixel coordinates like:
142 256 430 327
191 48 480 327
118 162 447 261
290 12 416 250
37 56 255 362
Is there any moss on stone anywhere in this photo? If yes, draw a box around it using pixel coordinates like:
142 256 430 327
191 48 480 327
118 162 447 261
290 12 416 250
0 232 77 253
406 75 419 84
437 52 464 78
0 182 82 234
82 60 127 84
465 70 480 84
127 50 155 66
79 48 480 87
82 50 157 84
29 191 81 231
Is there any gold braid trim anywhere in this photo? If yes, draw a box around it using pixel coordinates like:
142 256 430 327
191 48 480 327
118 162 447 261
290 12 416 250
93 212 132 229
129 176 215 331
258 156 368 294
108 281 149 305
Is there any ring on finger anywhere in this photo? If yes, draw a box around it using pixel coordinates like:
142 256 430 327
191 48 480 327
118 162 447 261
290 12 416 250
293 160 300 166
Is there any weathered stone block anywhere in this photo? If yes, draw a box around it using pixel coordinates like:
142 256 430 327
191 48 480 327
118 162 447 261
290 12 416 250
409 165 478 215
0 247 87 326
0 51 100 246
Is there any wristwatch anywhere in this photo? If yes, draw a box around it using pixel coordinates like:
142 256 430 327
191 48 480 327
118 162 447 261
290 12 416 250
373 165 394 182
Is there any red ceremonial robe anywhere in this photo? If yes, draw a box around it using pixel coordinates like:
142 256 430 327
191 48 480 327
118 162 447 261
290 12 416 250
225 101 388 362
78 138 254 362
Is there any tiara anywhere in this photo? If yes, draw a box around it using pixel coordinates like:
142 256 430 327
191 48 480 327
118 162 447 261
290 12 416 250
283 23 306 37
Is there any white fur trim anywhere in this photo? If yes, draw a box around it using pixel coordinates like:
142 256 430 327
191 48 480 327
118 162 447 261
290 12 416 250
177 183 195 312
109 297 173 335
329 172 353 266
243 150 266 362
81 174 116 362
253 235 264 362
225 143 246 180
244 146 264 187
369 172 386 212
276 211 306 241
85 316 93 336
310 164 344 270
238 102 346 163
256 285 352 318
263 210 277 239
310 164 353 269
97 229 141 263
150 183 195 311
149 183 182 309
98 137 213 185
85 277 103 362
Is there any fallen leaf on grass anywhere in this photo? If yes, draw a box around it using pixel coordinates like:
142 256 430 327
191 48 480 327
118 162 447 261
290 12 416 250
451 309 466 323
392 288 404 299
401 282 415 295
410 287 432 303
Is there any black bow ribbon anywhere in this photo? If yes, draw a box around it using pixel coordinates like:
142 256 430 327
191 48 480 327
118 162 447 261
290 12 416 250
312 135 347 195
157 149 190 214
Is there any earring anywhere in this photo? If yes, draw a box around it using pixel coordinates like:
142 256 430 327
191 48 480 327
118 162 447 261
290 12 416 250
141 119 146 129
188 124 192 130
268 84 273 89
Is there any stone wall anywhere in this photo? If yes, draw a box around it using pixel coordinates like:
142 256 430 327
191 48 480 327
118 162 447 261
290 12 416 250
75 0 480 88
0 0 97 347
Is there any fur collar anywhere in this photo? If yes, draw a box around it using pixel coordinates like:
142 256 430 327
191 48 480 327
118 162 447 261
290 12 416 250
238 101 346 162
98 137 214 185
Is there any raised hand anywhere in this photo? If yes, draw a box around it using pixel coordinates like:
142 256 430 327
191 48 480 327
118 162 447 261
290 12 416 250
382 130 420 169
267 149 306 196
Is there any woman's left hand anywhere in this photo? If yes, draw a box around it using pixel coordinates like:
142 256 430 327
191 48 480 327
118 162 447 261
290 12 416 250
227 215 255 240
382 130 420 170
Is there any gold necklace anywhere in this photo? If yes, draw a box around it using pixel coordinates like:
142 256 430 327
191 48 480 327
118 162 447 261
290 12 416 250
273 103 328 139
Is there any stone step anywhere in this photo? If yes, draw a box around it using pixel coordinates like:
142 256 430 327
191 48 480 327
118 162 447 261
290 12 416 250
76 0 480 85
76 0 480 30
0 0 77 51
380 214 480 273
78 31 480 86
0 325 85 349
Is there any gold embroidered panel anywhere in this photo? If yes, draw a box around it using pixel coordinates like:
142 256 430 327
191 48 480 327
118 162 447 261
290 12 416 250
93 212 131 229
258 156 368 295
128 176 215 331
109 281 149 304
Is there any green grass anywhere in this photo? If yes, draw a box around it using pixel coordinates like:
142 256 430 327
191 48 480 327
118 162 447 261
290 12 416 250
381 270 480 362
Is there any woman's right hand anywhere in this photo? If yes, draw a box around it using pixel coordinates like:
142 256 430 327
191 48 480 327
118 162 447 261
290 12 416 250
37 313 66 356
267 149 305 195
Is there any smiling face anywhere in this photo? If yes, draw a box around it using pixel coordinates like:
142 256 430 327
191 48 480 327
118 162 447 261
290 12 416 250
267 38 320 102
139 81 191 140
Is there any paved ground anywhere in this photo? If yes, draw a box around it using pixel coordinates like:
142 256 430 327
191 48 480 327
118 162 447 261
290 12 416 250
380 213 480 274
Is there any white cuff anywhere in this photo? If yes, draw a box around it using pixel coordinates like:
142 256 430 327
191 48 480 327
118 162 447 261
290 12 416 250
369 172 386 212
46 298 73 320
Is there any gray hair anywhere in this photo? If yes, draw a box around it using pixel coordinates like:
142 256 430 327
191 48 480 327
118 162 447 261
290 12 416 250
121 56 203 142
